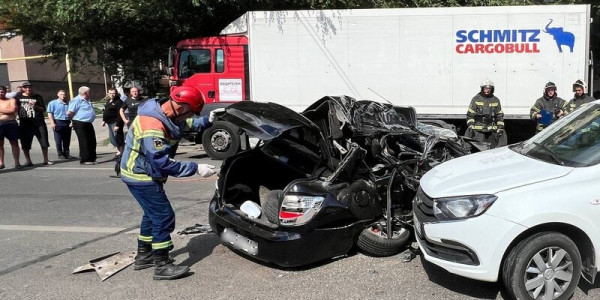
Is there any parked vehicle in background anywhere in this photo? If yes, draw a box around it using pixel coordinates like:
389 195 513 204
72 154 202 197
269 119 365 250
208 96 482 267
414 101 600 299
169 5 593 159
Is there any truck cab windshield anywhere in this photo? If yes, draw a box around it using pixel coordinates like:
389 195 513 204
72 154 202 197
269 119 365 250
512 102 600 167
178 49 211 78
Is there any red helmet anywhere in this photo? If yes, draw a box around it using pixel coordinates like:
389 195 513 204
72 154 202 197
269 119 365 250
170 86 205 112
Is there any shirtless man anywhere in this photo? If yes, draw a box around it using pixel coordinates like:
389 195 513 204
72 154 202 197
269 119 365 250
0 86 21 169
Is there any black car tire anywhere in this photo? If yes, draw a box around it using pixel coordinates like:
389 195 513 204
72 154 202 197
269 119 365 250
202 121 240 160
357 226 410 257
502 232 581 300
262 190 283 224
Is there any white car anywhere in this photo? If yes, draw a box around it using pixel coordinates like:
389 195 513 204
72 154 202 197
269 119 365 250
415 101 600 299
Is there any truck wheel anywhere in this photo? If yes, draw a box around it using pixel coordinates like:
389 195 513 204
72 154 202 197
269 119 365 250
202 121 240 160
357 225 410 257
502 232 581 300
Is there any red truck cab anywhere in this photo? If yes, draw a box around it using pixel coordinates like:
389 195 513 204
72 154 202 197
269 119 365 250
167 36 250 160
168 36 249 104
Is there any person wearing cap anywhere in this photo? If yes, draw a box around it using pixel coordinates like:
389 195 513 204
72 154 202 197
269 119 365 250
566 79 595 114
15 81 53 166
120 86 217 280
530 82 567 133
67 86 97 165
466 79 506 148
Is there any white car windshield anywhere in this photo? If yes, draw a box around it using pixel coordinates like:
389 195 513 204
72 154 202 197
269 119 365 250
513 102 600 167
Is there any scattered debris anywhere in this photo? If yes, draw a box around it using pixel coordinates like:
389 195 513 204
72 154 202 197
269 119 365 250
73 251 136 281
177 224 213 235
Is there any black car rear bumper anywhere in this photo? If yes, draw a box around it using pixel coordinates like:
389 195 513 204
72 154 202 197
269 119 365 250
209 198 361 267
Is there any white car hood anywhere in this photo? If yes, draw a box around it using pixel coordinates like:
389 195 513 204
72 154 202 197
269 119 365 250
421 146 572 198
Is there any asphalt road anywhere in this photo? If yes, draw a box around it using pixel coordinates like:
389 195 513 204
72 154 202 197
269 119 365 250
1 120 599 299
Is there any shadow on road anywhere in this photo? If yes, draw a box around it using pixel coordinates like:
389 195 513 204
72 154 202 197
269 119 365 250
419 256 505 299
170 234 220 268
579 277 600 296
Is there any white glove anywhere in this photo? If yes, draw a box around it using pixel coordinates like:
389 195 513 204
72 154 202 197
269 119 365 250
209 108 226 123
197 164 216 177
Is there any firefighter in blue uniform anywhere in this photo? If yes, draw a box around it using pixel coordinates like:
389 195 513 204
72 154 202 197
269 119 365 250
120 86 216 280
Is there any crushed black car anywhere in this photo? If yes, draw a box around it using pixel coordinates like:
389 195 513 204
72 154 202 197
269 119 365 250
208 96 482 267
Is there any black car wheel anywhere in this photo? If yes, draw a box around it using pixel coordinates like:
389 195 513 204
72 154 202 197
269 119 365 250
202 121 240 160
502 232 582 300
357 225 410 257
262 190 282 224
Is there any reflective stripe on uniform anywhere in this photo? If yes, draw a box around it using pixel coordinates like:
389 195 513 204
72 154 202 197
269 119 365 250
467 119 474 125
139 235 153 242
473 125 483 130
121 169 153 181
490 103 498 107
468 108 475 114
152 240 173 250
497 121 505 126
475 101 484 106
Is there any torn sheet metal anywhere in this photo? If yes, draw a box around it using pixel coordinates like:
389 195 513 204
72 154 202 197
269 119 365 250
73 251 136 281
177 224 213 235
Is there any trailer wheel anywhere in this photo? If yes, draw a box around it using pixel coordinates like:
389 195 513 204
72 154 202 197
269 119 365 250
357 225 410 257
202 121 240 160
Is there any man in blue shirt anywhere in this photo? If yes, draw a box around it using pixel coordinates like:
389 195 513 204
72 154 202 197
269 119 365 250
67 86 97 164
47 90 73 159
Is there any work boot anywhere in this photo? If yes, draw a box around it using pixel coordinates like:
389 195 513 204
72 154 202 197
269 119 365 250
133 248 154 270
153 255 190 280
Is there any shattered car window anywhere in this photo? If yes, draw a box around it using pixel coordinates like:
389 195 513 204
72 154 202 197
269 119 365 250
416 122 458 140
352 101 412 133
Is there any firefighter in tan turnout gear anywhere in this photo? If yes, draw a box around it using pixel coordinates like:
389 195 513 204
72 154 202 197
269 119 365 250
566 79 595 114
466 80 506 148
530 82 566 133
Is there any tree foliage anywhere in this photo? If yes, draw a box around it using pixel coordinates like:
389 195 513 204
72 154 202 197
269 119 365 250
1 0 598 94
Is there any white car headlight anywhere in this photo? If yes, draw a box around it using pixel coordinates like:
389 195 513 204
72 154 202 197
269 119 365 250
433 195 497 220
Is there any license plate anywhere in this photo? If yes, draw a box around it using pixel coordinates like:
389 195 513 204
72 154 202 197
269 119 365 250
221 228 258 256
413 214 423 238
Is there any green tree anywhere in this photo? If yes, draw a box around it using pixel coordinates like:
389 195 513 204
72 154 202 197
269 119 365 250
1 0 597 94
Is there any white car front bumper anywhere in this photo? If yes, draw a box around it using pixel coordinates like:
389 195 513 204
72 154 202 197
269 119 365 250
414 212 527 282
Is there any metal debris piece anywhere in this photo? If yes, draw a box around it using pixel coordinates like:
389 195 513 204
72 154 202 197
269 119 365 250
177 223 213 235
401 247 418 263
73 251 136 281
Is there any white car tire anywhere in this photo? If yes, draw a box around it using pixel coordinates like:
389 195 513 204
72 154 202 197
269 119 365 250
502 232 582 300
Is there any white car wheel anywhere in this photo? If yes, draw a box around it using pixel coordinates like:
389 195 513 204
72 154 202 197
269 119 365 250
503 232 582 300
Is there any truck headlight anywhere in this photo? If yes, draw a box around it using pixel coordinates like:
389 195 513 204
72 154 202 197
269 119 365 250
433 195 497 220
279 194 324 226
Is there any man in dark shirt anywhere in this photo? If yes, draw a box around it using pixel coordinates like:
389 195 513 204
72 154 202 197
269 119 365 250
15 82 52 166
120 87 145 128
102 88 125 158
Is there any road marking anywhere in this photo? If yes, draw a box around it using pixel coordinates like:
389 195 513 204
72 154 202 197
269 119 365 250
0 225 126 233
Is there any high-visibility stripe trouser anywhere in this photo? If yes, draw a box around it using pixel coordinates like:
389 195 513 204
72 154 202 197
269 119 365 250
126 182 175 255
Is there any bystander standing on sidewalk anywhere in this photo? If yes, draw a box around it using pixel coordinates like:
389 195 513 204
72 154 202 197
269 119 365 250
15 82 53 166
47 90 74 159
102 88 124 158
0 86 21 169
120 87 145 129
68 86 97 165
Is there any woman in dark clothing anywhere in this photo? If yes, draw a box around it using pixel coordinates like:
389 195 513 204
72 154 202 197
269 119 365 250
102 88 125 158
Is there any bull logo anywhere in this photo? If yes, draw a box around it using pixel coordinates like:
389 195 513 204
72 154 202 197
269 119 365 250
543 19 575 53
